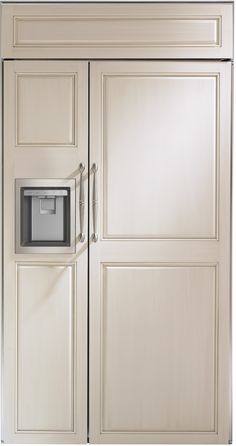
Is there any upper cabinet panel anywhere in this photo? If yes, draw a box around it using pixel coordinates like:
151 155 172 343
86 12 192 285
17 73 76 147
4 60 88 178
1 3 233 59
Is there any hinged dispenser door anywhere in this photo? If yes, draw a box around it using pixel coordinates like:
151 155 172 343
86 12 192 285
16 179 75 253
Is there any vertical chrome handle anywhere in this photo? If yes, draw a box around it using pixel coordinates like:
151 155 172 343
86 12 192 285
92 163 98 242
79 163 85 242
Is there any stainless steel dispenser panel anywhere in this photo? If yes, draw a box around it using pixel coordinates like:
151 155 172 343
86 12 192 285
15 179 76 254
31 195 64 241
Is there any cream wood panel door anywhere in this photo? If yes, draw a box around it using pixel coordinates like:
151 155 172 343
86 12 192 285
89 61 231 444
3 61 88 443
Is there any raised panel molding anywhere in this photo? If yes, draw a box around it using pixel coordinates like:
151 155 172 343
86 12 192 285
16 263 76 433
100 263 218 434
15 73 77 147
101 73 219 241
1 4 233 59
12 15 222 48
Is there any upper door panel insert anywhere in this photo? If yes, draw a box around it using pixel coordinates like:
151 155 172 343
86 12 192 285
92 62 220 240
4 61 88 180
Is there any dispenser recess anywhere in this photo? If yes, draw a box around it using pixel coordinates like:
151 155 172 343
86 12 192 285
15 179 76 253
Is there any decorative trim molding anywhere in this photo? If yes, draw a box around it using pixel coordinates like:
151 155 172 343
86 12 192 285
15 72 77 148
100 262 219 435
101 72 220 241
13 15 222 48
15 262 76 433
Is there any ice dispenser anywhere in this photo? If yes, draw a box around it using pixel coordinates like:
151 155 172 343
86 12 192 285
15 179 75 253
